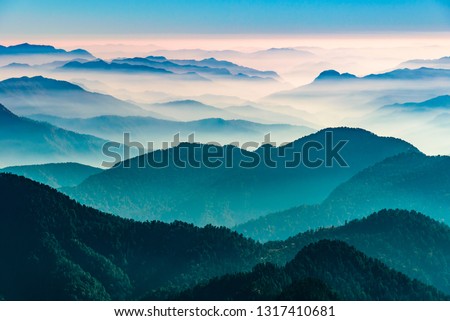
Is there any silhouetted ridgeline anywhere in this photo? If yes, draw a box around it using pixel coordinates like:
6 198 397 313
62 128 418 227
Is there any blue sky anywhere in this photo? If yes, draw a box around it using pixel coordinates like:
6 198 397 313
1 0 449 35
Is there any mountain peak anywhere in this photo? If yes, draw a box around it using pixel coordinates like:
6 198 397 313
268 47 295 51
314 70 357 82
3 62 31 68
16 43 52 48
163 99 206 106
146 55 167 61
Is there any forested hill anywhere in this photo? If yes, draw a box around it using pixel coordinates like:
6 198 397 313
1 173 447 301
176 240 447 301
0 173 263 300
265 209 450 295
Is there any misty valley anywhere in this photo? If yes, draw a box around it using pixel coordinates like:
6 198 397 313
1 41 450 301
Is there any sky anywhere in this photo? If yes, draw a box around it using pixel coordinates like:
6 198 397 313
0 0 450 38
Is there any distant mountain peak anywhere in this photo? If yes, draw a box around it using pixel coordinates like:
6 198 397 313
16 42 52 48
2 62 31 68
69 48 92 55
314 70 357 82
162 99 206 106
268 47 295 51
146 55 168 61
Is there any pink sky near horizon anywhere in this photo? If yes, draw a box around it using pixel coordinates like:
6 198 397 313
2 32 450 84
2 33 450 52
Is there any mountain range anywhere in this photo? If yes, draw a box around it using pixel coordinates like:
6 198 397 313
0 76 153 118
236 152 450 241
0 43 93 59
223 104 316 126
59 58 276 81
61 128 418 226
142 99 241 121
138 99 315 125
267 67 450 112
60 59 173 74
399 56 450 70
312 67 450 82
112 56 279 79
29 113 314 147
1 41 449 302
0 103 107 167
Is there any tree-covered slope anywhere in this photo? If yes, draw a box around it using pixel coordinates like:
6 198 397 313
0 173 263 300
265 209 450 294
1 174 448 301
177 240 446 301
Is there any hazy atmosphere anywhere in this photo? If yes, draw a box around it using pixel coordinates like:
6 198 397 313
2 0 450 309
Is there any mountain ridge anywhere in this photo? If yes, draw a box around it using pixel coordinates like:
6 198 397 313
0 103 107 167
0 162 103 188
0 76 152 117
62 127 419 227
29 113 314 146
235 152 450 241
264 209 450 294
176 239 446 301
0 43 94 59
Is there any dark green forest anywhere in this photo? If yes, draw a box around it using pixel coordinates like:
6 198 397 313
0 173 263 300
176 240 446 301
265 209 450 294
0 173 448 300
